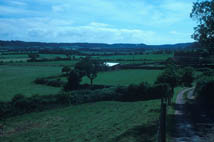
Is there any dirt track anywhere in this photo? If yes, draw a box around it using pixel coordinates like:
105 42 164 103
174 88 202 142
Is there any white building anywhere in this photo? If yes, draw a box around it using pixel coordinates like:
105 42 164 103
104 62 120 70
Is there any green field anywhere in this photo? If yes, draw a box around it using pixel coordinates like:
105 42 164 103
0 66 162 101
39 54 67 58
95 54 172 61
116 60 159 64
0 100 160 142
8 60 78 67
0 65 62 101
0 54 28 59
0 54 28 62
0 53 83 64
0 53 166 142
82 69 162 86
0 53 171 65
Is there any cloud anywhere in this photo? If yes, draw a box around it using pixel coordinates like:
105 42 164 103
161 0 192 12
0 5 28 14
0 17 193 44
0 18 153 43
8 1 27 6
89 22 109 27
0 0 196 44
52 4 69 13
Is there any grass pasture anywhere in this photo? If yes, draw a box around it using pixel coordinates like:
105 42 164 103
95 54 172 61
0 52 166 142
8 60 78 67
0 54 29 62
82 69 162 86
0 65 62 101
0 54 28 59
0 100 160 142
39 54 67 59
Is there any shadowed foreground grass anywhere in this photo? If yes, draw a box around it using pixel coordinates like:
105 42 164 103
0 100 160 142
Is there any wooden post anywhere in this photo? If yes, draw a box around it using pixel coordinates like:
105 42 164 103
160 103 166 142
168 95 171 105
0 124 3 136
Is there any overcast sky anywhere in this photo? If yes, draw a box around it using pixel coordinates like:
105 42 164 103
0 0 197 45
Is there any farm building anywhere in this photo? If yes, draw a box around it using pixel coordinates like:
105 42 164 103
104 62 120 70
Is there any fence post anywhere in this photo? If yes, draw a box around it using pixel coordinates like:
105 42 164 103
160 102 166 142
0 123 3 136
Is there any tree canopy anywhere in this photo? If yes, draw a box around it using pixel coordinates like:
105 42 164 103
64 70 82 91
190 0 214 54
156 65 194 89
61 66 71 74
156 65 178 89
75 57 103 86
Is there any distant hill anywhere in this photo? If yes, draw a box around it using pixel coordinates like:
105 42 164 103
0 40 194 50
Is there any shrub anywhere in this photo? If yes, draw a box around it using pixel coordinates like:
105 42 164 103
115 82 168 102
34 78 63 87
118 83 149 101
34 78 48 84
47 79 63 87
0 82 171 118
64 70 82 91
195 78 214 106
61 66 71 74
11 94 29 114
0 102 11 119
148 83 170 100
178 67 194 87
202 68 214 77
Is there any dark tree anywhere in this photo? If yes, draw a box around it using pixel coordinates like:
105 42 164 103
28 53 40 61
202 68 214 76
190 0 214 54
61 66 71 75
75 57 102 86
195 78 214 106
64 70 82 91
165 57 175 65
155 65 180 104
178 67 195 87
156 64 179 90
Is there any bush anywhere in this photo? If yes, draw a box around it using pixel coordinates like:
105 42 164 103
12 94 28 111
64 70 82 91
178 67 194 87
117 83 150 101
202 68 214 77
34 78 64 87
148 83 171 100
34 78 48 84
0 82 171 118
195 78 214 106
61 66 71 74
47 79 63 87
0 102 11 119
116 83 170 102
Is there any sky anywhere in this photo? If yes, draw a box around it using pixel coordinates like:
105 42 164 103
0 0 197 45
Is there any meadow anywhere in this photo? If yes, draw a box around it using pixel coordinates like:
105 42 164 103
0 53 172 65
8 60 78 67
95 53 172 61
82 69 162 85
0 52 167 142
0 67 162 101
0 65 62 101
0 53 165 101
0 100 160 142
